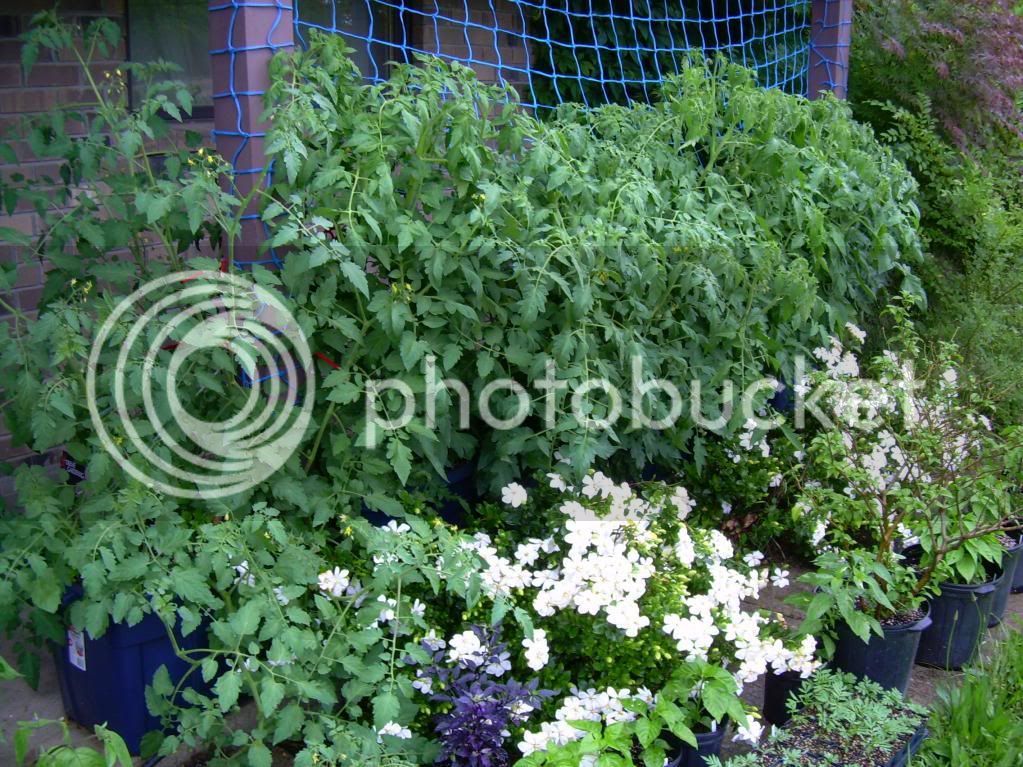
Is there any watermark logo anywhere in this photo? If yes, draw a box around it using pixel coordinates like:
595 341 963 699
86 271 314 499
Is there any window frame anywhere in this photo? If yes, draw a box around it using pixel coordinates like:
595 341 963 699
124 0 215 121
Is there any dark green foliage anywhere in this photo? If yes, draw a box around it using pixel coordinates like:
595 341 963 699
847 3 1023 426
867 103 1023 423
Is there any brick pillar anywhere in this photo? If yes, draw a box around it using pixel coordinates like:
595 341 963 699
808 0 853 100
208 0 294 265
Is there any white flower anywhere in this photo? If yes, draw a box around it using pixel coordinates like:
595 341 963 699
721 501 733 515
581 472 615 499
674 528 696 567
515 540 543 567
502 482 528 508
845 322 867 343
383 520 411 534
448 630 485 665
523 629 550 671
486 651 512 677
708 530 734 561
317 567 350 598
273 586 290 606
375 595 398 625
410 598 426 618
422 629 446 651
810 519 828 548
377 721 412 742
733 717 764 745
770 568 790 589
412 674 433 694
743 552 764 568
670 486 696 519
233 561 255 588
547 473 569 491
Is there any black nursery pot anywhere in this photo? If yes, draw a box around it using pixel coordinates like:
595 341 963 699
666 724 728 767
833 603 932 694
1012 530 1023 595
762 669 807 727
988 537 1023 626
678 728 728 767
915 574 999 670
886 724 930 767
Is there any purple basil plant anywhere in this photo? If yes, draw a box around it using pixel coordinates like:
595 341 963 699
409 624 553 767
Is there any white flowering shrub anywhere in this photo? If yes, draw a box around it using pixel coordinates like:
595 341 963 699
463 474 819 762
791 301 1021 647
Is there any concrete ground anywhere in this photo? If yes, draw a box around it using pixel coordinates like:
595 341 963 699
2 571 1021 765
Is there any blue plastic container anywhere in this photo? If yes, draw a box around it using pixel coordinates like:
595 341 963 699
55 588 209 754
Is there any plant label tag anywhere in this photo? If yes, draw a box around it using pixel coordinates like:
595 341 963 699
67 628 86 671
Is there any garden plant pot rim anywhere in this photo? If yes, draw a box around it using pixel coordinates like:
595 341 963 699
934 574 1000 597
812 585 932 635
749 715 928 767
875 599 932 635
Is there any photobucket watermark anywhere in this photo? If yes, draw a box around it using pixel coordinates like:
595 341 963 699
86 270 314 499
87 271 921 497
363 355 919 448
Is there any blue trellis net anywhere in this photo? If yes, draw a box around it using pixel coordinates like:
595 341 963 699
293 0 814 110
212 0 847 268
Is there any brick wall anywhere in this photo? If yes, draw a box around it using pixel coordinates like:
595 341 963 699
0 0 214 463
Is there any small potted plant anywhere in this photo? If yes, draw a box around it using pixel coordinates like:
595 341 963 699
789 303 1016 685
707 669 929 767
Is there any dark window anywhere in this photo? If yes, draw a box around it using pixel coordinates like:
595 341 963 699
127 0 213 118
294 0 405 79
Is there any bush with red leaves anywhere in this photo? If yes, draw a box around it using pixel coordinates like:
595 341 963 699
850 0 1023 148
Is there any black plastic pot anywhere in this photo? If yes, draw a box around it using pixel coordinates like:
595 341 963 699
762 669 808 727
832 603 932 693
1012 530 1023 594
887 724 929 767
674 726 728 767
916 575 998 670
988 538 1023 626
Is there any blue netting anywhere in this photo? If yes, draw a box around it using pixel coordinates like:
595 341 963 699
211 0 849 266
293 0 813 110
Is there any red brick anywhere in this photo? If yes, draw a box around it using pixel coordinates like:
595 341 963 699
15 260 42 288
13 283 42 311
0 86 95 114
25 63 80 88
0 212 35 236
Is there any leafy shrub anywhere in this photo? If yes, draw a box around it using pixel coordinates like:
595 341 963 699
787 304 1019 650
851 0 1023 147
459 475 818 762
265 33 923 500
848 3 1023 425
864 101 1023 424
918 629 1023 766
